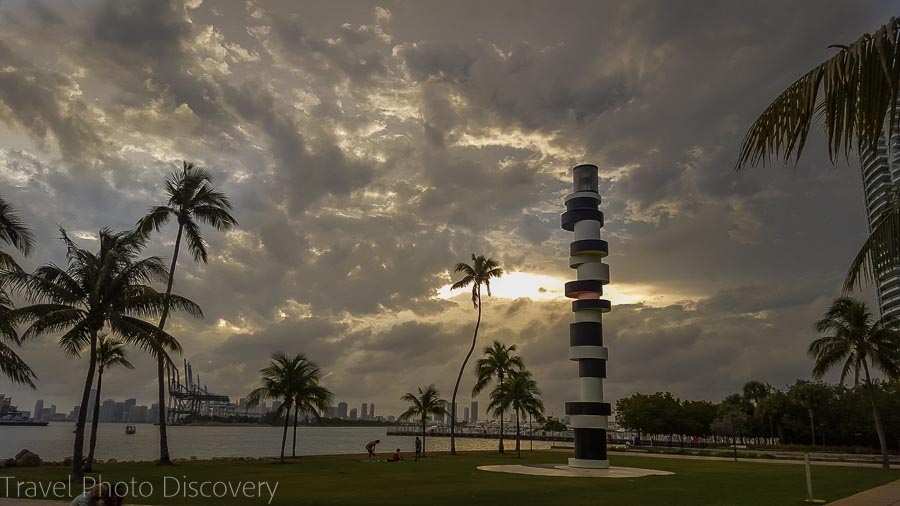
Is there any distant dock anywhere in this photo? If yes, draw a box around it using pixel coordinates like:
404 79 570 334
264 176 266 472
387 428 574 442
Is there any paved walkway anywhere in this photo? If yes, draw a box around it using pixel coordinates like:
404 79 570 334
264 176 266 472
829 479 900 505
603 450 890 469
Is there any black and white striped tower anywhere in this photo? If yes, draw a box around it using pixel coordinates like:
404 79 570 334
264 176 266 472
561 163 611 469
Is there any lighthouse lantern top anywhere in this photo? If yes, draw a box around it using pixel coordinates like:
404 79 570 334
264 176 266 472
572 164 599 193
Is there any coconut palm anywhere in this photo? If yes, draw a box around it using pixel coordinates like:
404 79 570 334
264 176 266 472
472 340 524 453
398 384 447 457
448 254 502 455
136 161 237 465
735 19 900 290
811 297 900 469
0 196 35 387
247 352 329 463
288 355 333 458
487 370 544 458
10 228 198 478
85 335 134 472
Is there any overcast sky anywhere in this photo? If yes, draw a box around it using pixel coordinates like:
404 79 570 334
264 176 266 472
0 0 893 418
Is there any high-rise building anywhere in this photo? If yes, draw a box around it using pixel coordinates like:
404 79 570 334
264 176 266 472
338 402 348 419
859 114 900 320
362 403 368 420
463 407 470 423
470 401 478 423
370 403 375 419
448 402 457 423
99 399 116 422
33 400 43 421
350 408 358 420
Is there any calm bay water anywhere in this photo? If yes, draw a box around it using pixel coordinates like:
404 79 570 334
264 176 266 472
1 423 553 461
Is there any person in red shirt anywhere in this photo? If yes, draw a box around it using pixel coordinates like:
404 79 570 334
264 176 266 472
389 449 403 462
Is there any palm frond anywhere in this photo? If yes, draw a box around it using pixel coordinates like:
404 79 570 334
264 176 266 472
737 18 900 170
0 196 35 256
135 206 174 238
0 341 36 387
182 220 209 263
844 201 900 291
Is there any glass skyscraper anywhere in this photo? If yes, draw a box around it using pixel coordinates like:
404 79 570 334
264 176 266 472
858 110 900 320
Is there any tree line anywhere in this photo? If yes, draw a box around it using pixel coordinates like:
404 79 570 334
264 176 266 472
617 379 900 451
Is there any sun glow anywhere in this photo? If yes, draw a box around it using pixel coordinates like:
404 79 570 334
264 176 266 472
435 272 700 308
436 271 565 301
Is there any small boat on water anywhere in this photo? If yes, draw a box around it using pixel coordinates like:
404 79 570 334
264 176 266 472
125 424 136 435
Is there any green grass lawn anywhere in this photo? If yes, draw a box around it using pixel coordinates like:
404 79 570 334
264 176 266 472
1 451 897 505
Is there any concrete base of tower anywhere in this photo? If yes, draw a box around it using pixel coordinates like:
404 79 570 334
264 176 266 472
568 458 610 469
478 463 674 478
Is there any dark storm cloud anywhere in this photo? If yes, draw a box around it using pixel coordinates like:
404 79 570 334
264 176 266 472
400 39 633 130
0 0 891 418
267 14 393 86
223 82 375 213
0 43 108 167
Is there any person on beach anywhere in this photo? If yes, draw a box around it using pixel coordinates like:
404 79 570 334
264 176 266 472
388 448 403 462
71 483 125 506
366 439 381 461
415 436 422 461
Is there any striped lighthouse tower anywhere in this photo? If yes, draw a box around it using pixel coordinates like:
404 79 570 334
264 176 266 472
561 164 611 469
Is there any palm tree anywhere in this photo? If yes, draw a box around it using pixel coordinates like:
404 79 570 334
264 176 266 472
85 335 134 472
811 297 900 469
0 196 35 387
288 355 333 458
472 340 524 453
10 228 199 478
487 370 544 458
448 254 502 455
137 161 237 466
247 352 329 463
398 385 447 456
735 19 900 290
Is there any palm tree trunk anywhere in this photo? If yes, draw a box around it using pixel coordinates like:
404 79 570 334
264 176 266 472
155 223 183 466
292 404 299 458
862 361 891 470
421 416 426 456
450 286 482 456
85 366 104 472
515 408 521 458
498 372 505 454
73 329 99 479
808 409 816 446
280 404 290 463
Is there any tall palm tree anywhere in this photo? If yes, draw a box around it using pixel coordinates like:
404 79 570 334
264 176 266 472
137 161 237 466
472 340 524 453
811 297 900 469
10 228 199 478
448 254 502 455
288 355 333 459
735 18 900 290
487 370 544 458
0 196 35 387
398 384 447 456
788 381 830 448
85 335 134 472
